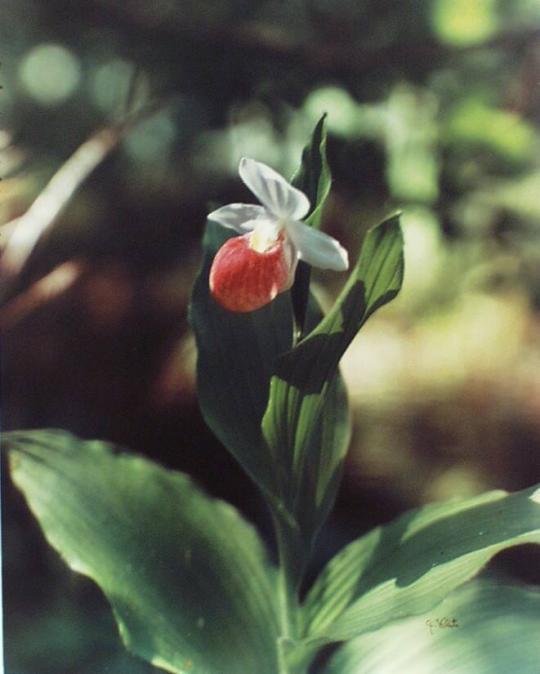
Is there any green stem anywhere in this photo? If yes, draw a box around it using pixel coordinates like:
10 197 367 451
275 516 299 641
273 513 314 674
272 517 324 674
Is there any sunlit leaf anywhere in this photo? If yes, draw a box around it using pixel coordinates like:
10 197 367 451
275 214 403 393
303 485 540 643
324 579 540 674
6 429 280 674
262 215 404 575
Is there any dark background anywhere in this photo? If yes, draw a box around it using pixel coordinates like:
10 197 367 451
2 1 540 672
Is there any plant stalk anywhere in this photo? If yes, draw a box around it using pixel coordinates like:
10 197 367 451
274 513 314 674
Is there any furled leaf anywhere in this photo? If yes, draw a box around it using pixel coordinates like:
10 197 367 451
262 215 404 568
324 579 540 674
291 114 331 230
290 114 332 333
6 429 280 674
303 485 540 643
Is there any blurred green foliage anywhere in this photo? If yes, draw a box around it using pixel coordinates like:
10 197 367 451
2 1 540 672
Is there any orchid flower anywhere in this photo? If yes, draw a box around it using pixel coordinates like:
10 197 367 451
208 157 349 312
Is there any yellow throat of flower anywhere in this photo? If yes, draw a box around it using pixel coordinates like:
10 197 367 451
249 219 283 253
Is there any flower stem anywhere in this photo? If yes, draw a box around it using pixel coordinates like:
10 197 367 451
275 517 298 637
273 513 309 674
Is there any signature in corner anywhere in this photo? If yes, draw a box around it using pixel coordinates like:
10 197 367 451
425 617 460 635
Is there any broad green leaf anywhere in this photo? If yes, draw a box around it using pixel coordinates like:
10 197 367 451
262 215 404 566
6 429 280 674
190 220 294 503
324 579 540 674
303 485 540 643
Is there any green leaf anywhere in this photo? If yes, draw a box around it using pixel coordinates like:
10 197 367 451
6 429 280 674
291 114 331 229
262 215 404 570
290 114 332 334
303 485 540 643
275 214 404 396
324 579 540 674
190 220 294 504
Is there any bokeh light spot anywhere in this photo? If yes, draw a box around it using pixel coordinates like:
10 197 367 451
124 112 176 164
90 59 148 114
20 43 81 105
305 87 359 136
432 0 498 46
447 98 535 162
304 86 385 140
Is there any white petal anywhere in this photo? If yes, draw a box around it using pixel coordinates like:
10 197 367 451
286 220 349 271
239 157 310 220
207 203 267 232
